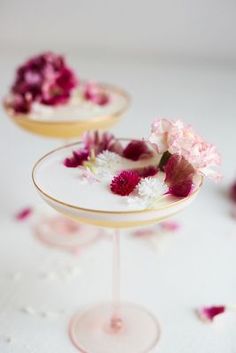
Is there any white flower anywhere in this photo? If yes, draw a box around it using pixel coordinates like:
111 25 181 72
93 151 124 181
138 177 168 200
126 177 168 210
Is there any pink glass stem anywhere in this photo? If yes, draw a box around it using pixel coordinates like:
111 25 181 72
110 229 122 332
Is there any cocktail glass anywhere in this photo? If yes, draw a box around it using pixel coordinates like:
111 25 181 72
32 140 202 353
4 83 130 251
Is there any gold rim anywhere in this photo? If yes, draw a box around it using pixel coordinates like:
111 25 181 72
3 82 130 125
32 139 203 216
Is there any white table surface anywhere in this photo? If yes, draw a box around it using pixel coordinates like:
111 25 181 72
1 50 236 353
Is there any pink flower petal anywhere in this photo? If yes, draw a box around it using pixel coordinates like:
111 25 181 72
134 166 159 178
197 306 226 322
165 154 195 185
123 140 153 161
168 179 193 197
132 228 156 237
15 207 33 221
165 154 194 198
84 82 110 106
63 149 89 168
82 130 123 156
160 221 180 232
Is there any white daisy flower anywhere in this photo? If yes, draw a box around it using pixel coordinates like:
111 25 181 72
126 176 168 210
138 177 168 200
93 151 124 181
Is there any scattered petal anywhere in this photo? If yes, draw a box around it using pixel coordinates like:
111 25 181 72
132 228 156 237
160 221 180 232
197 306 226 322
15 207 33 221
110 170 140 196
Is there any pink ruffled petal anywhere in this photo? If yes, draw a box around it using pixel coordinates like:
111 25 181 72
149 118 221 181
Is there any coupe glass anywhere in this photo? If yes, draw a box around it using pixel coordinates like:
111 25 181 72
4 83 130 251
32 141 202 353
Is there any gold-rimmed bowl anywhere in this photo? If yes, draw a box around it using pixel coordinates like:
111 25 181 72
32 140 203 229
4 83 130 139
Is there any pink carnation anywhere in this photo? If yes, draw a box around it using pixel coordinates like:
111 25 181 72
149 118 221 181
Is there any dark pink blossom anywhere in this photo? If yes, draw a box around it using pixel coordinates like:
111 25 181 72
15 207 33 221
134 166 159 178
63 149 89 168
110 170 140 196
9 52 77 113
84 82 110 106
197 306 226 322
168 180 193 197
123 140 153 161
165 154 195 197
82 131 123 156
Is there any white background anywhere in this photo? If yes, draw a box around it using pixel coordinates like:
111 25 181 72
1 1 236 352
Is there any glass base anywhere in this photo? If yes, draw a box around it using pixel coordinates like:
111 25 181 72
69 302 161 353
34 215 101 251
